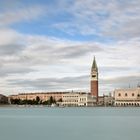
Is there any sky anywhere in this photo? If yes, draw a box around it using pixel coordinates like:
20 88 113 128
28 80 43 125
0 0 140 96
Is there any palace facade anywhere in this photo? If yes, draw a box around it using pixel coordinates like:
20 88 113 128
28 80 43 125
114 87 140 106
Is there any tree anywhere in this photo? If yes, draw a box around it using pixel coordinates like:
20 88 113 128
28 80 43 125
50 96 53 104
36 96 40 104
10 98 21 105
42 100 49 105
57 98 62 102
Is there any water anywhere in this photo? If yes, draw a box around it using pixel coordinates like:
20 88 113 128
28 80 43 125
0 107 140 140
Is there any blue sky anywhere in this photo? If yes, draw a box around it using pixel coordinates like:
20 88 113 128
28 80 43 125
0 0 140 95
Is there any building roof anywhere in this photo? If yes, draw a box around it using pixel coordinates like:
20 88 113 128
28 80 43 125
0 94 7 97
115 87 140 91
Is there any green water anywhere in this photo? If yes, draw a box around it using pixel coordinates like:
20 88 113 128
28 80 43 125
0 107 140 140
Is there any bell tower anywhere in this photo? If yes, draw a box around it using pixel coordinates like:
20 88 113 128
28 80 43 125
90 56 98 102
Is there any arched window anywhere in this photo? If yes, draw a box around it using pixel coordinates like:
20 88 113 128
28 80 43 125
118 93 121 96
125 93 127 96
137 94 140 97
132 93 134 96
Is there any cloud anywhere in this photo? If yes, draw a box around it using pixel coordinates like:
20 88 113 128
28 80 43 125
0 5 46 27
0 66 35 77
0 28 22 45
7 75 89 92
100 74 140 94
0 27 140 95
1 0 140 39
0 28 29 56
50 0 140 39
0 44 24 56
0 28 103 79
1 0 140 40
5 73 140 95
101 75 140 86
14 35 104 66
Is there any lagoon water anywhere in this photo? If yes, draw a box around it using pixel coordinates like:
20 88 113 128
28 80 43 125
0 107 140 140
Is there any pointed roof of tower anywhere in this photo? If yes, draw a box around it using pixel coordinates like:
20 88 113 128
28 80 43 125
92 56 98 71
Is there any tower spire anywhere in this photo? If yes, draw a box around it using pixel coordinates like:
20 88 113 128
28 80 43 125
92 56 98 71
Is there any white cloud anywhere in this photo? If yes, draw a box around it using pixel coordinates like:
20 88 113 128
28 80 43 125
0 27 140 95
0 5 46 27
0 0 140 95
0 28 22 45
51 0 140 39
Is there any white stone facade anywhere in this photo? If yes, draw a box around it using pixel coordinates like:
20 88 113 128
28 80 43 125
114 88 140 106
62 93 96 107
62 93 79 106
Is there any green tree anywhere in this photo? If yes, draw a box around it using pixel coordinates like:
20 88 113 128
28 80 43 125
49 96 56 105
57 98 62 102
10 99 21 105
42 100 49 105
36 96 40 104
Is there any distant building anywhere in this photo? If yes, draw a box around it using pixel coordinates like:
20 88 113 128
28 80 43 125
90 56 98 102
79 93 96 106
104 95 114 106
0 94 8 104
98 94 114 106
98 96 104 106
62 93 79 107
61 92 96 107
114 87 140 106
9 92 96 106
9 92 66 103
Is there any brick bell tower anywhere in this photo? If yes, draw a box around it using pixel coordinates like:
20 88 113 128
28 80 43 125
90 56 98 102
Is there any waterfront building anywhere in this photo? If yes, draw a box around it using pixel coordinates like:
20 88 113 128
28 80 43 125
97 95 114 106
9 92 67 103
103 95 114 106
9 92 96 106
86 94 97 106
62 93 79 107
90 57 99 102
0 94 8 104
98 96 104 106
114 87 140 106
61 92 96 107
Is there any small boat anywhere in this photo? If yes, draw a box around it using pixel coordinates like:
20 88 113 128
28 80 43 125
51 104 57 107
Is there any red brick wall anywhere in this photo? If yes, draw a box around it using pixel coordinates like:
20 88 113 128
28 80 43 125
91 81 98 101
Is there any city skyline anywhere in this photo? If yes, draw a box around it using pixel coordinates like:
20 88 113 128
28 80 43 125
0 0 140 95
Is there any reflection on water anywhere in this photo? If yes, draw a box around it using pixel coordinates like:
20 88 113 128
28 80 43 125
0 107 140 140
